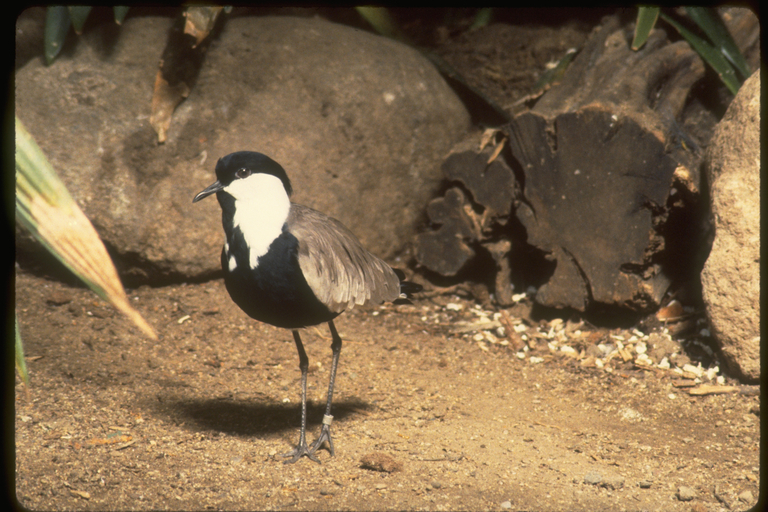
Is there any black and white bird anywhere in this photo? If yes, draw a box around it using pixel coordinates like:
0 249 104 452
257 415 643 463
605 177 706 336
193 151 421 463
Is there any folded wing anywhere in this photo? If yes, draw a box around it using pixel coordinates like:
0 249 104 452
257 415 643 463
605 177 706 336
288 204 402 313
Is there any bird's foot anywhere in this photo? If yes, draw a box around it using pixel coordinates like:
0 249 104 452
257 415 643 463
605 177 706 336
308 415 335 457
281 440 321 464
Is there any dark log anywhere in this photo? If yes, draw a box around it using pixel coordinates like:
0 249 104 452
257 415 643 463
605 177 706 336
415 186 477 277
417 14 717 313
502 15 706 312
415 132 518 296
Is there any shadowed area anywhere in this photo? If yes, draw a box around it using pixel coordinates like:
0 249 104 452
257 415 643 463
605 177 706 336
141 394 370 438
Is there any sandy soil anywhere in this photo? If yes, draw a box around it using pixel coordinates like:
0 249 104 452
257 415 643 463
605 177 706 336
14 271 760 511
13 8 760 511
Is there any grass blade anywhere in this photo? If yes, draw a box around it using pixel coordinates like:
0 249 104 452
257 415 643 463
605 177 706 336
113 6 130 25
68 6 92 35
684 7 751 79
355 7 409 44
44 6 70 64
632 6 660 50
15 118 157 340
532 47 577 93
470 8 493 31
16 314 29 386
660 12 741 95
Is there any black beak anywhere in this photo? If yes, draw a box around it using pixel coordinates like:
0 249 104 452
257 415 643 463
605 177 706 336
193 180 224 203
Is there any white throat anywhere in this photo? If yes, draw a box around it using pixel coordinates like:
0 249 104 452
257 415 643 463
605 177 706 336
227 173 291 270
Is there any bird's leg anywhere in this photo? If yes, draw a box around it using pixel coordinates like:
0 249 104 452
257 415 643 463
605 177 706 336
308 320 342 457
281 330 320 464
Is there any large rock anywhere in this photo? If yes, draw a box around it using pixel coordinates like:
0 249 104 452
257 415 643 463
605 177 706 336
701 70 760 383
15 14 470 282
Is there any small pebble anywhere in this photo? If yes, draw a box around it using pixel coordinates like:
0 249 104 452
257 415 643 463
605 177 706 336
360 452 402 473
635 353 653 366
583 471 602 485
682 363 704 378
500 500 513 509
676 486 696 501
46 291 73 306
586 344 603 358
600 474 624 490
738 490 754 503
638 479 652 489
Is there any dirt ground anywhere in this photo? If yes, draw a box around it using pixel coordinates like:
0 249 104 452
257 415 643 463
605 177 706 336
14 270 760 511
13 7 761 512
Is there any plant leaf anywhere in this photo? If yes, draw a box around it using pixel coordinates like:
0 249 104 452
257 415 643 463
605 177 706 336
355 7 409 44
183 6 224 47
684 6 751 79
632 6 660 50
68 6 92 35
44 6 70 64
16 314 29 386
470 8 493 31
113 6 130 25
15 118 157 340
660 12 740 95
532 47 577 93
149 70 190 143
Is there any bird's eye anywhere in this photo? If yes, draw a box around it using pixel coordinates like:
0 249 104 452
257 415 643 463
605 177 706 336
236 168 251 179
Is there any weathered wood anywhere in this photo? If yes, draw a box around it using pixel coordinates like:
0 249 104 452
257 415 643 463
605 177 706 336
415 132 518 285
418 15 715 312
415 187 476 277
502 16 707 312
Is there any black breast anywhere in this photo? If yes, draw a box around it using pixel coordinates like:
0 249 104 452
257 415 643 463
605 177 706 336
221 229 339 329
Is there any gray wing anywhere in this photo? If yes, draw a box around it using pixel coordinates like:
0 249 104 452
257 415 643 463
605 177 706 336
287 204 401 313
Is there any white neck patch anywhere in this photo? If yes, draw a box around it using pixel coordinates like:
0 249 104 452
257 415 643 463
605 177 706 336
226 173 291 269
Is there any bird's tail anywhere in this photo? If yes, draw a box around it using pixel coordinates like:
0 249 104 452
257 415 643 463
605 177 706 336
393 269 422 304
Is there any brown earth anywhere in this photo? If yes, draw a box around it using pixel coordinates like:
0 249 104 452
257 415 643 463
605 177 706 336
14 270 760 511
13 8 761 512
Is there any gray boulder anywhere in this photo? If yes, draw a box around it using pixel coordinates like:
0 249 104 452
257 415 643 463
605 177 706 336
701 70 760 382
15 14 470 282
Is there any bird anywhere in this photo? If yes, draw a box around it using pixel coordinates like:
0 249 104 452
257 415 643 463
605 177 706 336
193 151 421 463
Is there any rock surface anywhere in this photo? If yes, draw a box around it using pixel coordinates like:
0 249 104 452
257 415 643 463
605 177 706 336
15 14 470 282
700 70 760 383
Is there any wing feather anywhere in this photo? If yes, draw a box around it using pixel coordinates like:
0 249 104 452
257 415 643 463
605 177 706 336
288 204 401 313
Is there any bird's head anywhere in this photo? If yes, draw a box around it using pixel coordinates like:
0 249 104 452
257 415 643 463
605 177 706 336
193 151 293 205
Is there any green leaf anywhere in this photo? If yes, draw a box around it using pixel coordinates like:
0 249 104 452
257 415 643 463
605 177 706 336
470 8 493 31
44 6 70 64
68 6 92 35
632 6 660 50
532 48 577 93
355 7 409 44
684 7 751 79
660 12 741 95
113 6 130 24
16 314 29 386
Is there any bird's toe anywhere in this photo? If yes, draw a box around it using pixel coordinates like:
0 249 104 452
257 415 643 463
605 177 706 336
308 424 335 457
281 442 321 464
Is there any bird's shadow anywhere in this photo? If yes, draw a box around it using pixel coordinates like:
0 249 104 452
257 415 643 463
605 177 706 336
144 393 370 439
